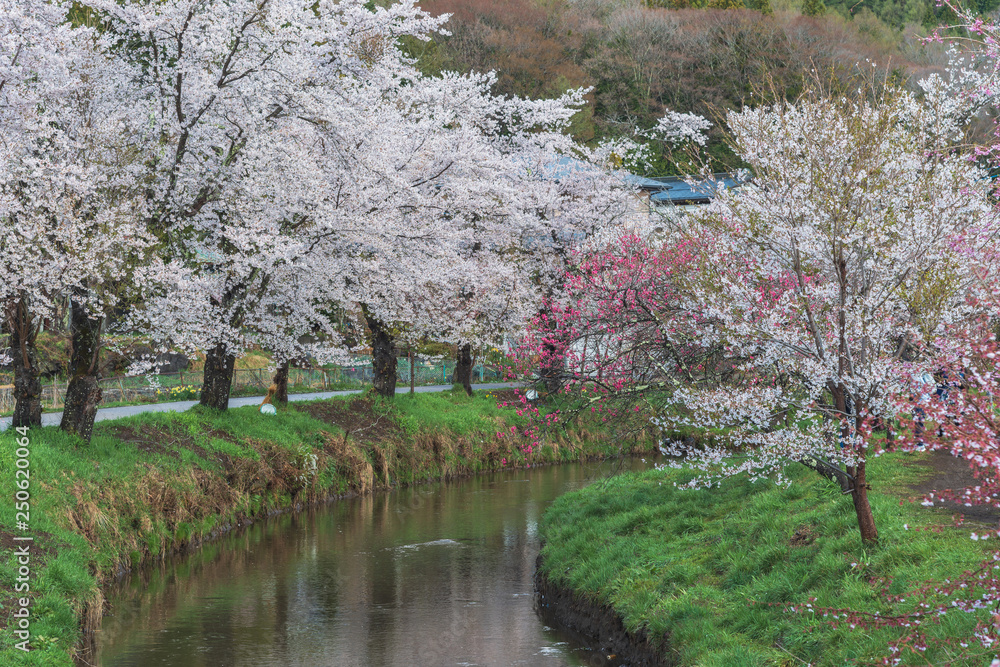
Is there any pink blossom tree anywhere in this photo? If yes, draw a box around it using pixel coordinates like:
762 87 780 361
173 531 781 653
883 234 1000 509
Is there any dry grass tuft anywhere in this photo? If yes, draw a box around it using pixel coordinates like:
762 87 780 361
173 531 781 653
372 444 390 483
322 432 375 494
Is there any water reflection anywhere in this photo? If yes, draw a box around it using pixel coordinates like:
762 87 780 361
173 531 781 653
95 458 654 666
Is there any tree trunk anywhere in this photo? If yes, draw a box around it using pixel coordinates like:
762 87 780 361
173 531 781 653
826 382 878 543
537 306 563 395
364 309 396 399
60 290 104 442
454 343 474 396
850 459 878 543
200 343 236 410
273 361 289 406
7 299 42 428
409 349 415 394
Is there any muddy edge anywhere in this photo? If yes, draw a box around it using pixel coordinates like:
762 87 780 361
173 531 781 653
534 552 673 667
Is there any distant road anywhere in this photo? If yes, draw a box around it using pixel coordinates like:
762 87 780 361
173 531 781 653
0 382 520 432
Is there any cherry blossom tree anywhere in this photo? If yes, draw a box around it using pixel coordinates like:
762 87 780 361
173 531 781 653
660 83 997 542
89 0 639 407
674 83 993 541
768 9 1000 664
124 121 353 409
398 144 642 397
312 68 640 398
89 0 455 409
1 0 148 434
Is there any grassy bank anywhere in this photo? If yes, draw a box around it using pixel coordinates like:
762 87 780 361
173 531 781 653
0 389 652 666
538 454 998 666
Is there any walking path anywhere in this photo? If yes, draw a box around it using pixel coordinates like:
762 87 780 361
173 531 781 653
908 448 999 525
0 382 519 432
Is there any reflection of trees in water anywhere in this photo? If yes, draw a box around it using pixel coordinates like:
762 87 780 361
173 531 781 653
96 513 311 665
96 460 644 666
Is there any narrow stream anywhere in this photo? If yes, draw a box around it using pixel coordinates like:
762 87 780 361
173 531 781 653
93 458 656 666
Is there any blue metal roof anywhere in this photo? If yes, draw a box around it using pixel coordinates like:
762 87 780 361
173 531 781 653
641 173 746 205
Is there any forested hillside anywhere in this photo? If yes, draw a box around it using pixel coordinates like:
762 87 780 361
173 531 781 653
404 0 972 172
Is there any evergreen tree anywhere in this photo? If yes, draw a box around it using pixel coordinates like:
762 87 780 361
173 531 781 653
802 0 825 16
745 0 773 14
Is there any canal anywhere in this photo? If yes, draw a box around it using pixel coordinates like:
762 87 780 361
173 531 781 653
93 458 655 666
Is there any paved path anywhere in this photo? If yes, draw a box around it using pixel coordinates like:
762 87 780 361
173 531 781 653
0 382 520 432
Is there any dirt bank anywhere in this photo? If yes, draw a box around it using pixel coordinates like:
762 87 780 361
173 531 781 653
534 554 672 667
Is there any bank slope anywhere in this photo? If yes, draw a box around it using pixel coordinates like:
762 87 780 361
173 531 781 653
537 456 998 666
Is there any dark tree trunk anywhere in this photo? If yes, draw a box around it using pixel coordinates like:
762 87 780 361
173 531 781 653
851 458 878 543
200 343 236 410
60 290 104 442
7 299 42 428
537 306 563 395
273 361 289 406
828 382 878 543
540 340 562 393
454 343 474 396
364 308 396 399
409 349 415 395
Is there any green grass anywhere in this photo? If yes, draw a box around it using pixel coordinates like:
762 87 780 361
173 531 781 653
0 389 650 665
538 454 998 666
391 387 524 436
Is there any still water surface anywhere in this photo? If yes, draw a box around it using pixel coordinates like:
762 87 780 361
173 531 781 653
94 458 655 667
